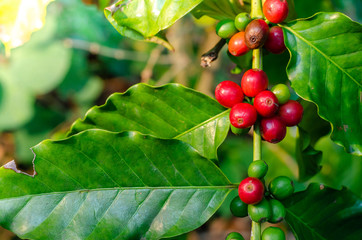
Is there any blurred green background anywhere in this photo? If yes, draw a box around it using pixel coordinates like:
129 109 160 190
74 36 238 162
0 0 360 239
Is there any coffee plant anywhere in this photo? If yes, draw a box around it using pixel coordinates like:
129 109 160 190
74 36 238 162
0 0 361 239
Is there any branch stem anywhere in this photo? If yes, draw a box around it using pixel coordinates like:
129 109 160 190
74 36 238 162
251 0 264 240
200 38 226 68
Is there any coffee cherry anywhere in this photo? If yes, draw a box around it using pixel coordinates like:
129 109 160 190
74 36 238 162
263 0 289 24
215 81 244 108
241 69 269 97
264 26 286 54
248 160 268 179
262 227 286 240
228 32 250 56
238 177 264 204
269 176 294 200
247 198 271 223
226 232 245 240
254 90 279 117
278 100 304 126
216 19 238 39
245 19 269 49
260 116 286 143
231 125 251 135
230 103 258 128
269 199 286 223
234 12 251 31
230 195 248 218
271 84 290 105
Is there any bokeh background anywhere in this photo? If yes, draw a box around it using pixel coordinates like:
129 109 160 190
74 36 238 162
0 0 361 239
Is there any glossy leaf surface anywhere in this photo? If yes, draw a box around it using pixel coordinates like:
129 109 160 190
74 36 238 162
69 83 230 161
104 0 203 50
282 12 362 155
283 183 362 240
0 130 233 239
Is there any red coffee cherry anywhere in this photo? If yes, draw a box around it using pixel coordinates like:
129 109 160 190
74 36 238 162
238 177 265 204
278 100 304 126
230 103 258 128
228 31 250 56
263 0 289 24
254 90 279 117
241 69 269 97
244 19 269 49
264 26 286 54
260 116 286 143
215 81 244 108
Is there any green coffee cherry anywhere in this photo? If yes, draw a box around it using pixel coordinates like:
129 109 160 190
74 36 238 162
231 125 251 135
248 160 268 179
216 19 238 39
248 198 271 223
230 196 248 218
262 227 286 240
234 12 251 31
269 199 286 223
271 84 291 105
226 232 245 240
269 176 294 200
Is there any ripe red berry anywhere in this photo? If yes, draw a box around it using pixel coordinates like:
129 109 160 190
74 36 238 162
230 103 257 128
244 19 269 49
278 100 304 126
228 31 250 56
263 0 289 24
264 26 286 54
260 116 286 143
254 90 279 117
215 81 244 108
241 69 269 97
238 177 264 204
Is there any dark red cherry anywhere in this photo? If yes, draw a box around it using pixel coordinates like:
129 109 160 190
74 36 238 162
263 0 289 24
264 26 286 54
244 19 269 49
260 116 286 143
278 100 304 126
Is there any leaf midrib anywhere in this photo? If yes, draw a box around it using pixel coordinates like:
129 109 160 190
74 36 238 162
174 109 230 139
286 208 325 240
282 25 361 88
0 185 238 201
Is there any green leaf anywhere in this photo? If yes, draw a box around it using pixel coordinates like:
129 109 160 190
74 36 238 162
0 130 233 239
295 100 331 181
295 127 322 181
68 83 230 161
283 183 362 240
294 0 334 18
192 0 250 20
282 12 362 155
104 0 203 50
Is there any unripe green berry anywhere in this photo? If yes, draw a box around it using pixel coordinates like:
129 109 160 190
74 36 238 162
234 12 251 31
262 227 286 240
269 199 286 223
248 160 268 179
230 196 248 217
226 232 245 240
271 84 290 105
216 19 238 39
231 125 251 135
248 198 271 223
269 176 294 200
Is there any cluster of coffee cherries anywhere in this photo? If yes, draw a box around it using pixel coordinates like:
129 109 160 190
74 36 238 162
216 76 303 143
215 0 300 143
216 0 289 56
226 161 294 240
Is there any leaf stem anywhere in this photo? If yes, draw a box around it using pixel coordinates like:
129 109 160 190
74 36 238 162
251 0 264 240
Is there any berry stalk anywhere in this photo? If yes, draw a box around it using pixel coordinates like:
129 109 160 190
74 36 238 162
251 0 264 240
